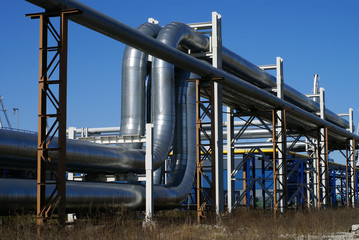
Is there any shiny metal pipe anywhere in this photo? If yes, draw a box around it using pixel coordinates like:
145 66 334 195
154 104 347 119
166 70 191 186
231 141 306 151
0 81 197 209
151 22 208 174
0 129 145 173
221 48 349 129
25 0 357 141
67 127 121 134
0 178 145 210
120 22 161 149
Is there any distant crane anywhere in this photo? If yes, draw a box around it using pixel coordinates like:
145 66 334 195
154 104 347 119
0 96 12 129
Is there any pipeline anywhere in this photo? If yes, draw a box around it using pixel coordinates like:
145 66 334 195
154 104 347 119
1 0 357 210
0 74 197 210
25 0 352 133
120 22 161 149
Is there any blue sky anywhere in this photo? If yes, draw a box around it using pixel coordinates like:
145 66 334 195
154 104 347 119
1 0 359 138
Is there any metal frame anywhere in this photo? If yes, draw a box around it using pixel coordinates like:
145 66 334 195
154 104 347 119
27 9 79 226
272 108 287 213
346 139 356 207
195 78 216 223
191 11 223 224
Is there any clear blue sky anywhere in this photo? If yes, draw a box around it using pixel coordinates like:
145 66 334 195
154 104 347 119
1 0 358 136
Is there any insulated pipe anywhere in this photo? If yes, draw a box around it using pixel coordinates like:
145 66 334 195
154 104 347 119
155 80 196 206
0 178 144 210
120 22 161 149
231 141 306 151
25 0 357 142
0 80 197 210
221 48 349 129
0 129 146 173
150 22 208 170
166 71 192 186
153 68 191 185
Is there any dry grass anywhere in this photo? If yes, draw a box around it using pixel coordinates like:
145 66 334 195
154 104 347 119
1 207 359 239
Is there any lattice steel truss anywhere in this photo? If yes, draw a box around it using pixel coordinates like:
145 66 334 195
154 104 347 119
27 9 79 226
195 78 216 223
272 109 287 213
317 128 329 208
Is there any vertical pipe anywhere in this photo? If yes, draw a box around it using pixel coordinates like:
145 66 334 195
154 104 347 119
275 57 286 213
212 11 224 214
276 57 284 212
319 88 327 207
226 106 234 213
145 124 153 221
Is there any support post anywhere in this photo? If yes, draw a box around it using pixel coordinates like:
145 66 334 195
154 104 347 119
226 107 234 213
273 57 287 213
317 88 329 208
212 11 224 214
346 108 356 207
145 123 154 221
27 9 79 227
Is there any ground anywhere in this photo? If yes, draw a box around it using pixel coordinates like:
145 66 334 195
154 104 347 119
1 207 359 239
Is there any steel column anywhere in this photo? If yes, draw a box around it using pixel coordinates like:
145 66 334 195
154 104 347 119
212 12 224 214
317 127 328 208
272 57 287 213
317 88 329 208
346 139 356 207
346 108 356 207
226 106 234 213
195 78 215 223
272 109 287 213
145 124 154 221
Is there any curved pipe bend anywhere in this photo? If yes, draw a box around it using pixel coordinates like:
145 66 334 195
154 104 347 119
151 22 208 170
120 22 161 149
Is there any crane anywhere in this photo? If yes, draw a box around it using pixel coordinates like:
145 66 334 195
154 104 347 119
0 96 12 129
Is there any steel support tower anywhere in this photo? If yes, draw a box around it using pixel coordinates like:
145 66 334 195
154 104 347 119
27 9 79 227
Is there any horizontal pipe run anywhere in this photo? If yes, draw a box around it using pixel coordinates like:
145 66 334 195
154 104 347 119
25 0 359 144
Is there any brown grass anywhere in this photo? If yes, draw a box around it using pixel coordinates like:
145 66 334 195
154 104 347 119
1 207 359 240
